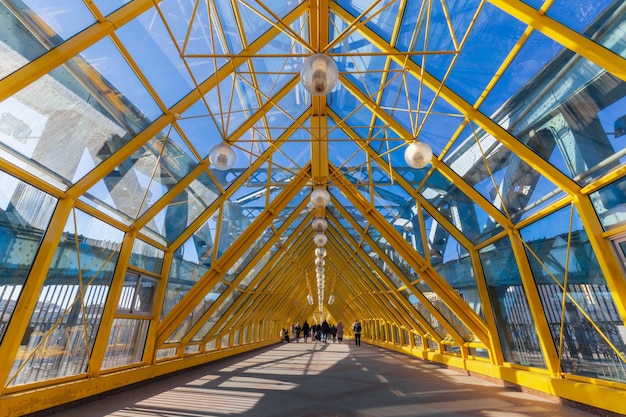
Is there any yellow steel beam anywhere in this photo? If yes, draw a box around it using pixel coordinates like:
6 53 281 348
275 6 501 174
155 168 310 346
509 229 561 375
0 0 158 102
332 165 490 344
329 212 440 337
329 201 454 341
69 3 308 199
87 232 137 376
181 197 311 345
0 199 74 391
488 0 626 82
469 249 504 365
574 195 626 322
330 4 580 197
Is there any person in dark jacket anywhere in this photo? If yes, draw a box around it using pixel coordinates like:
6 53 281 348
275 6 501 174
321 320 330 342
352 320 362 346
302 320 310 342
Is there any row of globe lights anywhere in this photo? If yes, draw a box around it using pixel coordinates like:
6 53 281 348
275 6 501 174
311 188 331 315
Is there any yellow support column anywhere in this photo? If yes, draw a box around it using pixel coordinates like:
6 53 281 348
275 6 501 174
0 198 73 391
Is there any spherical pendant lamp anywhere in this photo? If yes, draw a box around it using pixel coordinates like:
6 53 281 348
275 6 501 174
404 141 433 169
312 217 328 232
208 143 236 170
315 258 325 267
315 247 327 258
301 54 338 96
314 233 328 247
310 188 331 208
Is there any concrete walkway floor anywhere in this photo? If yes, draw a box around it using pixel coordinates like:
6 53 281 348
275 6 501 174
38 341 612 417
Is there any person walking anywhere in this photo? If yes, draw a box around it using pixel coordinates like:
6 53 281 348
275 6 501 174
352 320 362 346
336 321 344 342
321 320 330 343
302 320 310 342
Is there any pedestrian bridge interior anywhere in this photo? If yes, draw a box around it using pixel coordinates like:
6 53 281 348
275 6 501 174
0 0 625 415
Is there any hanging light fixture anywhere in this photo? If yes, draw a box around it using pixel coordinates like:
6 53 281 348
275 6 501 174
301 53 338 96
312 217 328 232
313 233 328 247
404 141 433 169
315 258 325 267
208 143 236 170
315 247 327 258
310 188 331 208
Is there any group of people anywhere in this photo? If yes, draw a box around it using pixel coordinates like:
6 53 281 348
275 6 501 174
280 319 362 346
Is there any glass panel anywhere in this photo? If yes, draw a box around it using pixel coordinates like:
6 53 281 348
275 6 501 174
129 239 164 274
8 209 123 386
432 234 483 319
78 37 162 123
190 291 241 342
0 2 49 79
162 239 214 317
480 238 546 368
442 3 527 105
85 131 197 224
416 281 478 343
443 123 565 224
0 173 57 342
92 0 129 16
522 205 626 382
547 0 614 34
420 169 501 243
164 282 227 343
497 16 626 186
101 318 149 369
116 9 195 108
590 176 626 231
146 172 220 244
117 272 157 315
12 0 95 42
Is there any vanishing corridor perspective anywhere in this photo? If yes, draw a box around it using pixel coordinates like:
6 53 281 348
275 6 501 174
0 0 626 415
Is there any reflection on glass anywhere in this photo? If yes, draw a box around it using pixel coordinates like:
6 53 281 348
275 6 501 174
590 176 626 231
416 281 478 343
101 318 149 369
164 282 227 343
117 272 157 315
9 209 123 386
0 172 57 342
493 6 626 186
522 206 626 382
129 239 164 274
190 291 241 342
480 238 546 368
431 233 483 319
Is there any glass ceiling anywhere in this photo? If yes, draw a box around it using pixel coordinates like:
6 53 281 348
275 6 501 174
1 0 626 400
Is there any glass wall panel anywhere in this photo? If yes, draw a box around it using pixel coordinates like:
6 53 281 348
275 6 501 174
415 281 478 343
0 2 49 79
480 238 546 368
522 205 626 382
8 209 123 386
495 6 626 186
129 239 164 274
590 176 626 231
163 282 227 343
431 234 483 318
101 318 149 369
0 173 57 342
